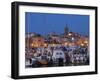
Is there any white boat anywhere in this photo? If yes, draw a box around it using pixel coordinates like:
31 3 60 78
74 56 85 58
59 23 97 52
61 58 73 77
52 50 66 63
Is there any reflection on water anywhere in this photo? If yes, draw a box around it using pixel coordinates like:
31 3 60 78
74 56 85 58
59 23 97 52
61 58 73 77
25 60 89 68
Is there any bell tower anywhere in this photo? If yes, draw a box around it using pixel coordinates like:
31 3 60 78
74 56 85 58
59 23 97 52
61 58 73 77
64 25 69 35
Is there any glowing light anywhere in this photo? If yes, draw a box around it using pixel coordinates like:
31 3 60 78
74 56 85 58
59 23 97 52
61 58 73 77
69 43 72 46
52 44 55 47
65 42 68 46
44 43 47 47
84 40 88 44
31 43 34 47
71 37 74 41
81 43 84 46
68 33 72 36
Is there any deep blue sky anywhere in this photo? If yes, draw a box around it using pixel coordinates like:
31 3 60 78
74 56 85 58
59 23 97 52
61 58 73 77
25 12 89 36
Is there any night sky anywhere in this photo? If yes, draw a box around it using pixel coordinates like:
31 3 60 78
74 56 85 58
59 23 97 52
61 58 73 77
25 12 89 36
